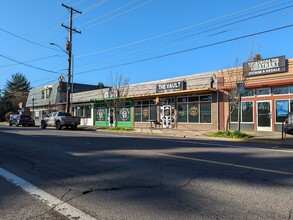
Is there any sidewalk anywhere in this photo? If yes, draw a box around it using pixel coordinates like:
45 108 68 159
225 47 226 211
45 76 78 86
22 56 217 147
92 126 293 147
1 122 292 146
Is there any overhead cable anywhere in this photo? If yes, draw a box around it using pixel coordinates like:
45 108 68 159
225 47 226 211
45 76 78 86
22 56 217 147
75 24 293 75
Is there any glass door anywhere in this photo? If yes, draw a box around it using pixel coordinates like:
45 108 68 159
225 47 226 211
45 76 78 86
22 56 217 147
257 101 272 131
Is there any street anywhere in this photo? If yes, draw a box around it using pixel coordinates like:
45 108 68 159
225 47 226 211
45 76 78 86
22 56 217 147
0 124 292 220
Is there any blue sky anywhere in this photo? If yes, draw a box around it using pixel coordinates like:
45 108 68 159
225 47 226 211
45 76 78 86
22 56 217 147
0 0 292 89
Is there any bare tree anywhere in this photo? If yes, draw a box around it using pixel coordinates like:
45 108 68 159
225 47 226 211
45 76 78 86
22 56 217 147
102 73 130 127
220 49 262 131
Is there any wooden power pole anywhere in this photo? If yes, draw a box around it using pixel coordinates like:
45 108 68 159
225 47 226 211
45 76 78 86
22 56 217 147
61 4 81 113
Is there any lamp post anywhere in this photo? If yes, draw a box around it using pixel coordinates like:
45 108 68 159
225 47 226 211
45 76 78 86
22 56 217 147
50 42 73 113
32 95 35 120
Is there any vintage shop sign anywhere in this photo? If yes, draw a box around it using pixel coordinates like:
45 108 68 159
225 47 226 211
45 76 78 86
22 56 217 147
156 81 187 93
243 56 286 77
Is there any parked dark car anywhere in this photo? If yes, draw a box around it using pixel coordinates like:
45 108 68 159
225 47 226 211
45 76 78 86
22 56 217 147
284 112 293 135
9 114 35 127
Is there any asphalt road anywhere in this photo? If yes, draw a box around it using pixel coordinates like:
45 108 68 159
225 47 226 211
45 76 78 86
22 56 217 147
0 124 292 220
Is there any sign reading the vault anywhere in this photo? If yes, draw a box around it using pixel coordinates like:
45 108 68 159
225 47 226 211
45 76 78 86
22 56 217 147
156 81 187 93
243 56 286 77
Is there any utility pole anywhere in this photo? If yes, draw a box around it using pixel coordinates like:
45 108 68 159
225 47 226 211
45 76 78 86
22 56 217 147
61 3 81 113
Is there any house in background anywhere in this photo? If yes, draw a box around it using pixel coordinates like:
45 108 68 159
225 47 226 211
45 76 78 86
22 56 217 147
26 82 98 125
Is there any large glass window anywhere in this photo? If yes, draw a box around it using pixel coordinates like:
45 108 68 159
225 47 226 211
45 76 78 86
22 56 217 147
178 103 187 122
134 105 141 122
242 102 253 122
256 88 270 96
76 105 92 118
276 100 289 123
273 86 289 95
96 106 106 121
188 104 199 123
231 105 238 122
135 99 157 122
177 95 212 124
243 89 254 97
200 103 211 123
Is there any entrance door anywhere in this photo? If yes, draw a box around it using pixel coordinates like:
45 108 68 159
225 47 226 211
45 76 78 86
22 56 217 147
160 105 175 128
257 101 272 131
109 108 115 126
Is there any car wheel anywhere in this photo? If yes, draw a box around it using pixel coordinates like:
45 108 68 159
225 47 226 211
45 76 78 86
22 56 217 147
56 121 62 130
41 121 46 129
9 122 12 126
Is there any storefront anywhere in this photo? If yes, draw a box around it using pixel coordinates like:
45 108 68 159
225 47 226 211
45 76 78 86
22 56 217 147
219 56 293 132
71 71 218 130
132 89 217 130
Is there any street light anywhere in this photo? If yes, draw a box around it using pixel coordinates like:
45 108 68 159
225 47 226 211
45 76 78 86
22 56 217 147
50 42 68 54
50 42 73 113
32 95 35 120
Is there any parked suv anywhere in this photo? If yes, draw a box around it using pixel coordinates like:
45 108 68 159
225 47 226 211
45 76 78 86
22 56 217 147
284 112 293 135
9 114 35 127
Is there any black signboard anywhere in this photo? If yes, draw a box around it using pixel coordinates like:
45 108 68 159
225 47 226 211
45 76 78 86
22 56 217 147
243 56 286 77
156 81 187 93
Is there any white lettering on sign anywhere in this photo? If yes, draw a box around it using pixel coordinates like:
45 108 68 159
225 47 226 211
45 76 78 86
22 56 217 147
244 56 286 77
156 81 186 93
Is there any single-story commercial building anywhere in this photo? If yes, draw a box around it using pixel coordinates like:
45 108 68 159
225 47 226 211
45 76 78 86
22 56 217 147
71 71 218 130
26 55 293 132
218 56 293 132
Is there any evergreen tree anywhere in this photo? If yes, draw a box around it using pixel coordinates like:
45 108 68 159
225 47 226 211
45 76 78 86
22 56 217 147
0 73 31 120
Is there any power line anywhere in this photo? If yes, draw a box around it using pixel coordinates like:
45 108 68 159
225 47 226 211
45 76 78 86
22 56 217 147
77 0 139 28
0 27 60 51
0 54 64 74
74 8 292 68
75 0 280 59
75 24 293 75
0 55 59 68
83 0 153 30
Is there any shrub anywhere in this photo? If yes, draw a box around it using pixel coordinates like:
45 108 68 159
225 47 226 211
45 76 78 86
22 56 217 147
106 127 134 131
209 130 252 139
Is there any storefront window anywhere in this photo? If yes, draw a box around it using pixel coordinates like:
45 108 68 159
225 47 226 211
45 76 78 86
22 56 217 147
118 107 131 122
96 107 106 121
200 95 212 102
188 104 199 123
134 106 141 122
276 100 289 123
242 102 253 122
76 105 92 118
256 88 270 96
290 86 293 94
178 103 187 122
291 100 293 112
200 103 211 123
273 86 289 95
150 105 157 120
231 104 238 122
243 89 254 97
135 99 157 122
177 95 211 123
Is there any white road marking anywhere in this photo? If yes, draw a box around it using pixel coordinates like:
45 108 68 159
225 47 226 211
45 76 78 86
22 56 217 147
159 153 293 176
0 167 96 220
166 140 293 154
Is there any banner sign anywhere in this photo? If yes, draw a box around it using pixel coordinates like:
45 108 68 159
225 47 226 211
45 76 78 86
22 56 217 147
156 81 186 93
243 56 286 77
276 100 288 117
